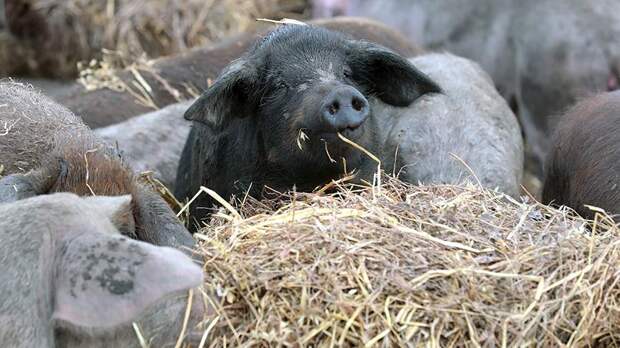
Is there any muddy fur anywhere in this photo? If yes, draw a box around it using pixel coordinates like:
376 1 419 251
48 140 132 196
1 82 133 195
376 53 524 197
0 81 87 173
0 82 194 249
56 31 259 128
308 17 421 57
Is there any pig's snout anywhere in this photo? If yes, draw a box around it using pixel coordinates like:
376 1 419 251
321 86 369 133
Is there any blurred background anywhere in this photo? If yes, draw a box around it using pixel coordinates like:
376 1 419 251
1 0 310 80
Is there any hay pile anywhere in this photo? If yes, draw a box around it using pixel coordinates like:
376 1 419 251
1 0 308 78
194 175 619 346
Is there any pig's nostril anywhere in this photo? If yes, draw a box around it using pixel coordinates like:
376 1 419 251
352 97 364 112
328 102 339 115
321 86 369 134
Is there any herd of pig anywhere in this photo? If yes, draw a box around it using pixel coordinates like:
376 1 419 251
1 0 620 346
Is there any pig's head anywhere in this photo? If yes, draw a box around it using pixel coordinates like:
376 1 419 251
185 24 440 186
50 194 206 347
0 193 208 347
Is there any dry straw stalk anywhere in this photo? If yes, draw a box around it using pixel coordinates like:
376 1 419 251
191 175 619 347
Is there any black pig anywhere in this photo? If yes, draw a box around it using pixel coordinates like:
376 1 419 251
55 16 421 129
175 24 440 229
542 91 620 219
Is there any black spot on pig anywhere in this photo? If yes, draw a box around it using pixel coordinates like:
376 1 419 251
95 266 134 295
175 24 440 230
67 243 147 297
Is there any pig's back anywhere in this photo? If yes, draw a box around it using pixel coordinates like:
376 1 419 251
376 54 523 197
0 82 90 174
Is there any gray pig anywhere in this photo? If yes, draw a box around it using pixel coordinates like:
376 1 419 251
377 53 523 196
96 100 194 190
0 82 195 250
0 193 208 347
312 0 620 176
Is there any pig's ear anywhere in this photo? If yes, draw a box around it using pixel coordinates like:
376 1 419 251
346 41 441 106
131 183 197 251
52 233 203 329
83 195 135 236
184 58 259 129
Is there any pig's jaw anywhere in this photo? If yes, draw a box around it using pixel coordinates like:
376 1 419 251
316 126 367 152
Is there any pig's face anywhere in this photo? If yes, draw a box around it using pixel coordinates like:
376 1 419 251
0 193 207 347
185 24 440 180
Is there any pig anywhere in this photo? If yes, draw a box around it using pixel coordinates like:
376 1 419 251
0 192 208 347
311 0 620 178
53 16 422 129
376 53 523 197
0 82 195 250
542 91 620 220
510 0 620 172
95 100 194 190
175 24 522 230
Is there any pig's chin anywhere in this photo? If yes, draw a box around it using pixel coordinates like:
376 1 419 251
316 123 366 144
315 130 369 167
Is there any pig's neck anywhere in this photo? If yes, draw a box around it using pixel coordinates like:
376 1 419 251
216 121 343 197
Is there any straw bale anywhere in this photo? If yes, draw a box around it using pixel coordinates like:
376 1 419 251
192 175 619 346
